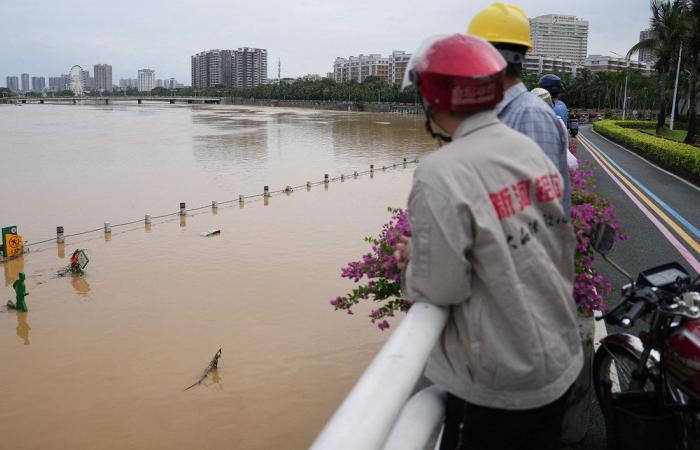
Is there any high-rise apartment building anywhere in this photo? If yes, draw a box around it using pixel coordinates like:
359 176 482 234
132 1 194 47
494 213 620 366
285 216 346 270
21 73 30 92
191 49 232 87
529 14 589 64
638 29 657 65
234 48 267 88
388 51 411 85
6 76 19 92
119 78 138 89
49 77 61 91
137 69 156 92
79 70 91 90
191 48 267 88
94 64 113 91
49 75 71 92
166 78 177 89
31 76 46 92
333 51 411 84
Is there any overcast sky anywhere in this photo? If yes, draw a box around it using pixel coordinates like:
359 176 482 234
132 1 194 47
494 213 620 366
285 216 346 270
1 0 652 86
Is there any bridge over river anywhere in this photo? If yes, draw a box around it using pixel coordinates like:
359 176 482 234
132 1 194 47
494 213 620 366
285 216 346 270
7 96 222 105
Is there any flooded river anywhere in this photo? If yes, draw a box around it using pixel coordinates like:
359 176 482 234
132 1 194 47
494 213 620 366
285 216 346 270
0 104 435 449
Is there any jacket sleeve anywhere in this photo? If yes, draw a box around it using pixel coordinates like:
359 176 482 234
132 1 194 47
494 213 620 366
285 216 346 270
403 179 473 307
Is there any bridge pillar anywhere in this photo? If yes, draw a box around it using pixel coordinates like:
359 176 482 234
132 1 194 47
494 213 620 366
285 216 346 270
187 100 193 104
138 99 142 104
105 99 109 105
22 100 26 104
170 99 175 104
39 100 44 104
72 99 76 104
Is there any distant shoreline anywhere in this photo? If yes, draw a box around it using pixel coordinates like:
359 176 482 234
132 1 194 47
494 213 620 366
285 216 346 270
223 97 422 115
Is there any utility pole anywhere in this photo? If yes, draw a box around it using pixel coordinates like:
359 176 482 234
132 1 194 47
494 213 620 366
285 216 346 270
670 42 683 130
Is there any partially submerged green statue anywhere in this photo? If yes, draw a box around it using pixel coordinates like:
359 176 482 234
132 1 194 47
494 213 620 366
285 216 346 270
7 272 29 312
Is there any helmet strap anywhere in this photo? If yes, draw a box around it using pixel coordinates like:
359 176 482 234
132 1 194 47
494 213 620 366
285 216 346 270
423 105 452 143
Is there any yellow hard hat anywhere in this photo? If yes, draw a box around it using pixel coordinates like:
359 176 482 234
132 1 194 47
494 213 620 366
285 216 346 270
468 3 533 50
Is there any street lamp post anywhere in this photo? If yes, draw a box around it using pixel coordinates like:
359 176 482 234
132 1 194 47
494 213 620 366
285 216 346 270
611 51 630 120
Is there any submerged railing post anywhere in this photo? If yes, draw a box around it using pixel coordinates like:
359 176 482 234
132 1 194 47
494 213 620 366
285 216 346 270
56 226 64 244
180 202 186 216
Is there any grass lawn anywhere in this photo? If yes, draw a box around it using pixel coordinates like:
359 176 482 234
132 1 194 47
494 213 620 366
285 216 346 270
639 127 698 146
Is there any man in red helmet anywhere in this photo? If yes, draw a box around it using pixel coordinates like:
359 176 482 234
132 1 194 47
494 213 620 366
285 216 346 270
402 34 582 449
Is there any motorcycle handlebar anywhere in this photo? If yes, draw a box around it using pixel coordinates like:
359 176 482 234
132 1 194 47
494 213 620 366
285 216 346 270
621 300 647 328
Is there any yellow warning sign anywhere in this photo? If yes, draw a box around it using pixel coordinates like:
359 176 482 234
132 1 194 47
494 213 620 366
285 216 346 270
4 233 23 257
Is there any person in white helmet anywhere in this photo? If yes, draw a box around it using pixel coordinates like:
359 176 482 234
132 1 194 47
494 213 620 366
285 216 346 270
531 87 578 170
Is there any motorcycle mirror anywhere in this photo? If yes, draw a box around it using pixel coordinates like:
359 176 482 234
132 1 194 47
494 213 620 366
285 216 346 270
590 222 616 255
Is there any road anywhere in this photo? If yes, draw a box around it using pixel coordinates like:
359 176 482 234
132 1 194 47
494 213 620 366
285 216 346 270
572 125 700 449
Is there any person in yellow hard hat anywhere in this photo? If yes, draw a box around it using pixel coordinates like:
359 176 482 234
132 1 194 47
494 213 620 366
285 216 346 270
468 3 571 217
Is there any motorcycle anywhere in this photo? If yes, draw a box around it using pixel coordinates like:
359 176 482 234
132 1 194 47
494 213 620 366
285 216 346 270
590 222 700 450
568 118 579 138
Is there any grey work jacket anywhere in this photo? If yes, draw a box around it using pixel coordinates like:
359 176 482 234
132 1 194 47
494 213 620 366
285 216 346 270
404 110 582 410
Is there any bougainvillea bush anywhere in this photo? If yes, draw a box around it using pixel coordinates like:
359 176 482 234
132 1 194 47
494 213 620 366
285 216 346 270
330 207 411 330
332 162 625 328
570 160 627 317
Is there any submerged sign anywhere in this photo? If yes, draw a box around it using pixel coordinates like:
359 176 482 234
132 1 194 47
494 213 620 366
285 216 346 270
1 226 23 258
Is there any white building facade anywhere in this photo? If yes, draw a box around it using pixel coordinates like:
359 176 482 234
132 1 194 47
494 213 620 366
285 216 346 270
137 69 156 92
529 14 589 64
584 55 653 75
524 54 578 75
333 51 411 84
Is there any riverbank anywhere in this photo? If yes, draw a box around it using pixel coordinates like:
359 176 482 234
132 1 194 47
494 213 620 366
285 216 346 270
222 97 421 114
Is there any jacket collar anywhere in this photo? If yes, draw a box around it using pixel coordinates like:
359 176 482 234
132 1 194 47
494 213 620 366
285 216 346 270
453 109 500 140
494 81 527 115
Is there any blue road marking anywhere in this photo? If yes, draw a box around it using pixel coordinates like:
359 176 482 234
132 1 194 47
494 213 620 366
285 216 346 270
580 134 700 240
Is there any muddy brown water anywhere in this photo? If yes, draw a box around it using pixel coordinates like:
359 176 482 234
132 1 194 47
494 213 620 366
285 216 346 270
0 104 435 449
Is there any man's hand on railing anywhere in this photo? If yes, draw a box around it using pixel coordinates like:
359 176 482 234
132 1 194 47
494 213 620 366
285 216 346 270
394 235 410 270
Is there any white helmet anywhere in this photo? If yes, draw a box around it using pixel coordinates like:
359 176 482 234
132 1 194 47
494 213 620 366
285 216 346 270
530 87 552 107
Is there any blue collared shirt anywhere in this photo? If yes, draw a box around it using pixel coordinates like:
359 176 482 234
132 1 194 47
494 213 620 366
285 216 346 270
495 82 570 215
553 99 569 127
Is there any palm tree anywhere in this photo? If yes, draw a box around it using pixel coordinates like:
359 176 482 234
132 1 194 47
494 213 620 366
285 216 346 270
683 0 699 144
628 0 687 133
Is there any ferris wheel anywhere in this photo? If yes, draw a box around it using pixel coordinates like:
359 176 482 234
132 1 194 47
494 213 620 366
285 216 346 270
69 65 84 96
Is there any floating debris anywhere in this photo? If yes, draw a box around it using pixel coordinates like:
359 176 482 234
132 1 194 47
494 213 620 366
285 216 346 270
199 229 221 237
184 348 222 391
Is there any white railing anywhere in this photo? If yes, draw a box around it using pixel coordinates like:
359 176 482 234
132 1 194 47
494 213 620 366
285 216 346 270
311 302 449 450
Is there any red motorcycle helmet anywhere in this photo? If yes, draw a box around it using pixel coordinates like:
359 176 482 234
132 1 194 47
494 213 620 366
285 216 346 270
407 34 507 112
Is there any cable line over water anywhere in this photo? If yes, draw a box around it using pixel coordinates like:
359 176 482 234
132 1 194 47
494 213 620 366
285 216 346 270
18 158 419 252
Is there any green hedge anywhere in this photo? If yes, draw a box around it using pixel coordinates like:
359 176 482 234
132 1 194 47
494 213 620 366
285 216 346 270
593 120 700 181
612 120 656 129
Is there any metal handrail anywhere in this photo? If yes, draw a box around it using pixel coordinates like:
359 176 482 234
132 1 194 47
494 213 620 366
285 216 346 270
310 302 449 450
383 385 446 450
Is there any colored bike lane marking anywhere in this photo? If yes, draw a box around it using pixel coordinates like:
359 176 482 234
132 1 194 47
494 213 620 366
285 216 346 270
578 137 700 273
579 135 700 256
579 134 700 240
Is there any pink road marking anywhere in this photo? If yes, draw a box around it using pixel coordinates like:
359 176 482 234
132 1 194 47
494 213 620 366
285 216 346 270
581 137 700 273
